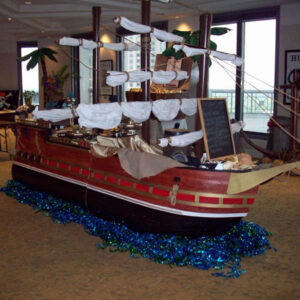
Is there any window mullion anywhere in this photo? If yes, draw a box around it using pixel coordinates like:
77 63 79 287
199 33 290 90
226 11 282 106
235 21 245 122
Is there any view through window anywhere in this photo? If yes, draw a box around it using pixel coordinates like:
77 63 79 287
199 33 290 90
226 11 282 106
209 23 237 120
122 34 166 100
243 20 276 132
79 47 93 104
21 47 39 105
209 18 276 133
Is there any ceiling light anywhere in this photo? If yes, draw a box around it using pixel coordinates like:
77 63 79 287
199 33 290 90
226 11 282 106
8 17 12 21
24 1 32 4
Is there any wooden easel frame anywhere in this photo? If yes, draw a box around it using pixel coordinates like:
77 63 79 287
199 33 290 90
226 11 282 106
197 98 236 160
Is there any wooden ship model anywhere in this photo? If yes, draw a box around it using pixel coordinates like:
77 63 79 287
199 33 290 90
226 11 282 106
11 1 300 237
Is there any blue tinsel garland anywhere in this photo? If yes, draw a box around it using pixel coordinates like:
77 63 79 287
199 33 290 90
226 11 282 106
1 180 274 278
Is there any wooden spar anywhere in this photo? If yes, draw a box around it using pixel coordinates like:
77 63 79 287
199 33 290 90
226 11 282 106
93 6 101 104
194 13 212 157
240 130 279 158
141 0 151 143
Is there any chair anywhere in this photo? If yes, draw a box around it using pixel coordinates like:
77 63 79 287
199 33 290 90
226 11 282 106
0 121 15 157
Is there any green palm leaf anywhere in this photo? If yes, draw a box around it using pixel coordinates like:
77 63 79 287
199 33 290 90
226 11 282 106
211 27 231 36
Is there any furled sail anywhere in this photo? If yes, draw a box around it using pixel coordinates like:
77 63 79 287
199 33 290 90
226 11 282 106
173 45 243 66
106 70 188 87
158 121 245 148
76 103 122 130
114 16 184 43
113 16 243 66
33 99 200 128
59 37 140 51
33 107 76 122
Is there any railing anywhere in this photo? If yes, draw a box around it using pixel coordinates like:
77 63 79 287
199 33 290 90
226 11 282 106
209 89 274 114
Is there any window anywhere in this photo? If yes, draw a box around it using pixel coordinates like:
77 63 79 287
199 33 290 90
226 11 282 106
79 47 93 104
17 41 39 106
209 23 237 119
209 7 279 134
121 34 166 99
117 21 168 101
243 20 276 132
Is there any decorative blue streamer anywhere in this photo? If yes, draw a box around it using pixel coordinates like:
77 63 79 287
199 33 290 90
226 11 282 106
1 180 274 278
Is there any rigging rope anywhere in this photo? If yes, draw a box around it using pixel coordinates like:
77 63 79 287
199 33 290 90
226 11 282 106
212 57 300 144
212 58 300 117
221 59 300 104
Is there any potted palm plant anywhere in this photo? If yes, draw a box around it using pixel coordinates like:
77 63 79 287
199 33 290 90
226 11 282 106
23 90 37 106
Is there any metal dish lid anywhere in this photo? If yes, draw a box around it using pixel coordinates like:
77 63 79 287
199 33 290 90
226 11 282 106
164 128 189 136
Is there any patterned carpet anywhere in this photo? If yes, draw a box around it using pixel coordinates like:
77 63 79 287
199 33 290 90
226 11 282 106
0 152 299 300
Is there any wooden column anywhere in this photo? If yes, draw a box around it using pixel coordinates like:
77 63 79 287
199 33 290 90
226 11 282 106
141 0 151 143
195 12 212 157
280 69 300 157
93 6 101 104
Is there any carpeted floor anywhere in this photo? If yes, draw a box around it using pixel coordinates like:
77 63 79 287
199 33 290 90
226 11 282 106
0 151 299 300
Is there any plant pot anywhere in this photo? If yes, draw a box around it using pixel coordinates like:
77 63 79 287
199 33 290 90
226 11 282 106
25 97 32 106
19 111 28 120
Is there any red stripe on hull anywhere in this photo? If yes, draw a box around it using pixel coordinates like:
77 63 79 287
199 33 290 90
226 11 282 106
119 179 133 188
136 183 149 193
199 196 219 204
93 172 104 180
247 198 255 205
58 162 68 170
70 166 80 174
223 198 243 205
81 169 90 177
106 176 118 184
152 187 170 197
176 193 195 202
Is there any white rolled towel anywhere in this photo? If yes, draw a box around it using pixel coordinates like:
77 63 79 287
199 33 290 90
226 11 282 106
210 50 243 66
106 71 151 87
114 16 150 33
115 16 185 43
59 37 80 47
173 44 207 57
103 42 140 51
151 70 188 84
153 28 184 43
158 121 246 148
82 39 99 50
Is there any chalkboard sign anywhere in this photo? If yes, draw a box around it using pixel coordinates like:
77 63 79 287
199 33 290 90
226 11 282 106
198 98 236 159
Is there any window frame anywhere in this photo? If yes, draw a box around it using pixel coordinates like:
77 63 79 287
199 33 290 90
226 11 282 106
212 6 280 137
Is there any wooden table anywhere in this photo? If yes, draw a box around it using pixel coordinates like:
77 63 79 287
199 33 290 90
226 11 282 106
0 110 16 122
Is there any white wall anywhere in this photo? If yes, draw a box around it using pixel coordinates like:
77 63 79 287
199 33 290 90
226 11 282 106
278 3 300 116
0 40 18 90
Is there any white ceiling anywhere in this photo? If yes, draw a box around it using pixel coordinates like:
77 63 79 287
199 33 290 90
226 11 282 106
0 0 298 42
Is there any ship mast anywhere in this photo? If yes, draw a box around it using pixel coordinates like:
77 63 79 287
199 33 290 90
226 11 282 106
195 12 212 157
92 6 101 104
141 0 151 143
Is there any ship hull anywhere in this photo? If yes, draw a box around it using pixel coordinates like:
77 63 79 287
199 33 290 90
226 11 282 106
11 123 258 237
